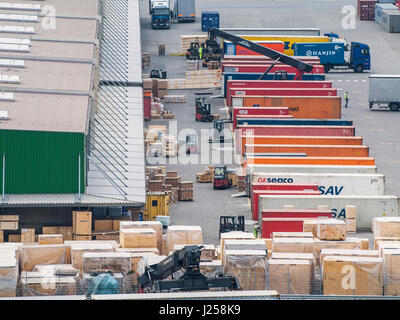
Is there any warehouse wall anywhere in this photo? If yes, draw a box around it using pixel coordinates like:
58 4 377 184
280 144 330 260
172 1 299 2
0 129 85 194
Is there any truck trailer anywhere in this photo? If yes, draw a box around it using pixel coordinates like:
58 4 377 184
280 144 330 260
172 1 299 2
293 42 370 73
369 74 400 111
174 0 195 22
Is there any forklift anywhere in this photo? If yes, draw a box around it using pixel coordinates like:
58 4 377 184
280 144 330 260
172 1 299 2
208 119 233 144
213 165 232 190
186 42 200 60
150 69 167 79
219 216 245 239
195 92 214 122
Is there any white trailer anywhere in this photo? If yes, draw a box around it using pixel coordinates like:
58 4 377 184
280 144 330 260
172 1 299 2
251 173 385 196
369 74 400 111
258 195 399 230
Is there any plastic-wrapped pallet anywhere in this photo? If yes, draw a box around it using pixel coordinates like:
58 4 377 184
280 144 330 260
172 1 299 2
374 238 400 250
0 256 18 297
220 232 255 262
373 217 400 237
317 219 346 240
166 226 203 253
376 241 400 257
322 256 384 295
19 244 69 272
319 249 379 267
164 95 185 103
381 249 400 295
20 271 78 296
224 250 267 291
83 272 126 294
120 228 157 249
268 259 312 294
120 221 163 254
82 252 131 275
222 239 267 268
270 252 316 280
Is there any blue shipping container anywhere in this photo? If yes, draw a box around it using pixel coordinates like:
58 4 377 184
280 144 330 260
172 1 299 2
236 118 353 126
201 11 219 32
293 42 345 65
223 72 326 97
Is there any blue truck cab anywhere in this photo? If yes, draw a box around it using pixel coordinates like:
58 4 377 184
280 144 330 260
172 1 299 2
149 0 171 29
293 41 370 73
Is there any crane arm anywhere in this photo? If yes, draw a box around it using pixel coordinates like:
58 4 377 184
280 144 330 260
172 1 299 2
208 27 314 73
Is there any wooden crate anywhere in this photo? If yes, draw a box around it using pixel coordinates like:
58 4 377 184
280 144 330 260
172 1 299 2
220 232 255 261
346 205 357 219
38 234 63 245
376 241 400 256
382 249 400 295
0 221 18 230
268 259 312 294
120 228 157 249
82 252 131 274
322 256 384 295
94 220 114 232
320 249 379 267
225 250 267 291
20 273 77 296
42 226 73 241
72 211 92 236
166 226 203 253
272 232 314 239
373 217 400 237
0 231 3 243
317 219 346 240
374 237 400 250
69 243 114 275
21 228 35 243
313 238 363 266
0 257 18 297
271 237 315 254
200 260 222 276
222 239 267 267
346 219 357 233
19 244 69 272
119 221 163 254
270 252 315 275
7 234 21 242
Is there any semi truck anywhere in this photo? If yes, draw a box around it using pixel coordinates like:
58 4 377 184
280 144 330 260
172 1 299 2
369 74 400 111
174 0 195 22
293 42 370 73
149 0 171 29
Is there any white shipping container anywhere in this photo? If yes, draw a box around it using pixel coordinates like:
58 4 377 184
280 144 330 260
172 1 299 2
247 164 378 174
258 195 399 229
252 172 385 195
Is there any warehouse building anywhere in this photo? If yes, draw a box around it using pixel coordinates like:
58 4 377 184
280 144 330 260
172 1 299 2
0 0 145 235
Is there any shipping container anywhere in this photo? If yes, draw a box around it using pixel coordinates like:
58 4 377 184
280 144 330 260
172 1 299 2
221 61 323 73
232 95 341 119
236 118 351 127
258 195 399 229
252 172 385 196
244 144 369 158
376 9 400 32
143 91 151 121
223 64 324 75
375 3 397 24
236 125 355 137
262 218 306 238
222 72 326 96
219 28 321 36
228 88 337 108
224 41 285 56
358 0 377 20
262 208 333 219
222 35 331 56
226 80 332 98
233 107 289 129
201 11 219 32
243 156 375 167
246 164 378 175
252 189 321 221
223 55 321 62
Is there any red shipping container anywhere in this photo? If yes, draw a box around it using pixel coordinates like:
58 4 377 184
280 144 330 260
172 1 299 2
236 125 356 137
143 90 151 121
235 41 285 55
252 189 321 221
261 218 305 238
223 55 321 63
262 209 333 219
227 80 333 99
358 0 376 21
228 88 338 107
223 64 324 75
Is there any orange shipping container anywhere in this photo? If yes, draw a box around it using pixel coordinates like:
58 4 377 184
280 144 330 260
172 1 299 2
244 144 369 158
241 135 363 150
243 156 375 167
232 96 341 119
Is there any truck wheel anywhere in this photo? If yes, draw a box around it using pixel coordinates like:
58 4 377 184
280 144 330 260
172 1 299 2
389 103 400 111
355 65 364 73
369 102 373 110
324 65 330 73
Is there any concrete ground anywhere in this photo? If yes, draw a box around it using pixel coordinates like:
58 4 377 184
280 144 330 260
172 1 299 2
139 0 400 247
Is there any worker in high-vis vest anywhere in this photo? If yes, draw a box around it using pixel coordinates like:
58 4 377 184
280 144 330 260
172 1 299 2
198 45 203 60
344 91 349 108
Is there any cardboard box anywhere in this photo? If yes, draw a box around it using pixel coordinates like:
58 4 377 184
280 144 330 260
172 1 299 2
42 226 73 241
21 228 35 243
322 256 384 295
38 234 63 245
317 219 346 240
72 211 92 236
120 228 157 249
268 259 312 294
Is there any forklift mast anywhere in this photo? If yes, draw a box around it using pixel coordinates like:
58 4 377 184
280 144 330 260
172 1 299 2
207 28 314 80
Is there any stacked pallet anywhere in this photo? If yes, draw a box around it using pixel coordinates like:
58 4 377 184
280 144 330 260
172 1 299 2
207 61 220 70
345 205 357 233
186 59 199 71
142 52 150 67
0 215 19 232
178 181 194 201
196 165 214 183
162 111 175 119
180 35 208 54
162 134 178 158
164 95 185 103
167 70 222 90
